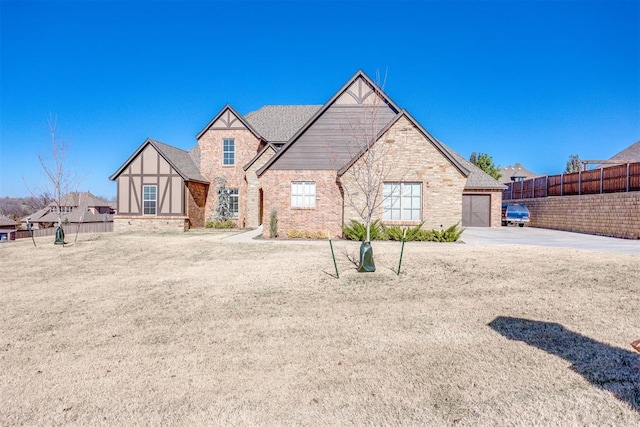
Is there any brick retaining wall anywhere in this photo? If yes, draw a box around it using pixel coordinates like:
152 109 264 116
511 192 639 239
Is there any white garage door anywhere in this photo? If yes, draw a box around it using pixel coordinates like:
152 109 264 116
462 195 491 227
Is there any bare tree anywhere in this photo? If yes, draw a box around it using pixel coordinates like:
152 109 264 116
25 115 82 242
340 74 392 241
337 71 394 271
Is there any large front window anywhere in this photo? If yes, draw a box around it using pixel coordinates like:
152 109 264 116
291 182 316 208
223 138 235 165
143 185 157 215
383 182 422 221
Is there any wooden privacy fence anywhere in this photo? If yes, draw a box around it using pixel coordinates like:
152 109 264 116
503 162 640 200
15 222 114 239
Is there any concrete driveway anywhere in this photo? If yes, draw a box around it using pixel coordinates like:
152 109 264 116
461 226 640 256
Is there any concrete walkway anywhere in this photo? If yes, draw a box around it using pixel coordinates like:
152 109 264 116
223 224 265 242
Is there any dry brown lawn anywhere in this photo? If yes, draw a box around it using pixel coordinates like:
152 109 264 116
1 231 639 426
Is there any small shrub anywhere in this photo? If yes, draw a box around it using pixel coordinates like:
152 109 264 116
269 208 278 238
286 229 329 239
383 224 404 241
214 220 236 229
431 222 464 242
206 219 235 229
287 229 305 239
405 222 425 241
342 219 383 241
308 231 328 239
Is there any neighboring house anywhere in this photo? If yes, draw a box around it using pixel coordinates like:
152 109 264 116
0 215 19 241
110 70 505 236
23 192 115 229
499 163 540 184
605 140 640 164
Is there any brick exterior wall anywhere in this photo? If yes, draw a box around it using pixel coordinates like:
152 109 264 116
510 192 640 239
259 116 469 238
113 216 189 232
260 170 343 238
197 128 261 227
245 148 275 227
186 182 208 228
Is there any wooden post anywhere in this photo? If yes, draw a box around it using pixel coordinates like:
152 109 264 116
600 167 604 194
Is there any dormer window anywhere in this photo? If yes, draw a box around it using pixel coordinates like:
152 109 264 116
223 138 235 165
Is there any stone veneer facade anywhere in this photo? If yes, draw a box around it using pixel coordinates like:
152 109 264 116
114 216 189 232
510 192 640 239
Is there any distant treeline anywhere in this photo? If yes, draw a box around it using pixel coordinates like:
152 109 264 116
0 196 52 220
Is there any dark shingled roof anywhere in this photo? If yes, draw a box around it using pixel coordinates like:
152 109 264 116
110 138 208 184
148 139 208 183
498 164 540 184
245 105 322 143
445 149 507 190
0 215 18 227
609 140 640 163
54 192 112 208
34 210 113 224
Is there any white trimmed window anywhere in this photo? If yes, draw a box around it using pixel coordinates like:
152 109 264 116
223 138 235 165
291 182 316 208
383 182 422 221
143 185 157 215
229 188 239 218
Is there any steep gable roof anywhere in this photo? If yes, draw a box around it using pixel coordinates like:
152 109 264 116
52 191 111 208
499 163 539 184
337 110 470 177
257 70 401 176
0 215 18 227
243 143 278 172
608 140 640 163
245 105 322 142
109 138 208 184
196 104 264 141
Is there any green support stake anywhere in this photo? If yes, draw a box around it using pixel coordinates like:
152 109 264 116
397 238 406 275
329 239 339 279
397 229 407 275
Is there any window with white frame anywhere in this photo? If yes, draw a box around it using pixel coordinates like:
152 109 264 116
143 185 157 215
229 188 239 217
291 182 316 208
223 138 235 165
383 182 422 221
217 188 239 218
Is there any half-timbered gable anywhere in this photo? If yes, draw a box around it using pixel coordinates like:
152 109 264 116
110 138 208 231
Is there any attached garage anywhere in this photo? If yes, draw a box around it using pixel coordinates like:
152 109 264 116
462 194 491 227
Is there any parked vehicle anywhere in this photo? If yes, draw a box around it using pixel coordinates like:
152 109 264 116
502 203 530 227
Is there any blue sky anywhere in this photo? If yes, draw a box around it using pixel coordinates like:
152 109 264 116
1 0 638 199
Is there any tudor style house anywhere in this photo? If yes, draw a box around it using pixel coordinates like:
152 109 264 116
110 71 504 236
